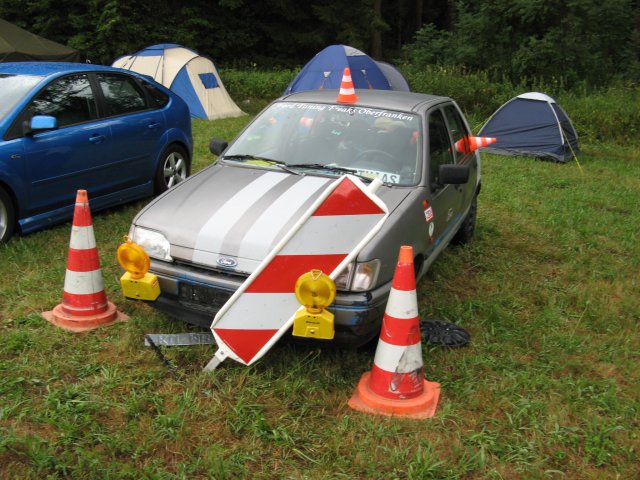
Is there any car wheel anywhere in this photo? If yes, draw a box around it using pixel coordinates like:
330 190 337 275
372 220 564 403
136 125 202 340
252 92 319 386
155 145 190 194
0 187 16 243
453 194 477 245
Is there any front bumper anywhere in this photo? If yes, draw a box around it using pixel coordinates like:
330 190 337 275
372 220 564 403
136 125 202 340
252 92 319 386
143 259 390 347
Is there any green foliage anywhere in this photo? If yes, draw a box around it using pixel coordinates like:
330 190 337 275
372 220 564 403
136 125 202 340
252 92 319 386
221 68 296 106
402 0 639 88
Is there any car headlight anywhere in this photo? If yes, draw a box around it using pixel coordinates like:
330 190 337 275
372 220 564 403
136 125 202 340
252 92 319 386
334 260 380 292
129 226 172 261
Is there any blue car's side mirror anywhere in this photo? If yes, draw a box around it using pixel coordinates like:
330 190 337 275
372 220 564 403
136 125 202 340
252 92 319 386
31 115 58 131
23 115 57 136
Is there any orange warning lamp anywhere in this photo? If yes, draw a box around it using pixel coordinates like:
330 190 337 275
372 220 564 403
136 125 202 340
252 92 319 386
293 269 336 340
117 236 160 301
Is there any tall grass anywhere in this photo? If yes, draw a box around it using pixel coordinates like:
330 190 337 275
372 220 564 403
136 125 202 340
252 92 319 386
1 76 639 478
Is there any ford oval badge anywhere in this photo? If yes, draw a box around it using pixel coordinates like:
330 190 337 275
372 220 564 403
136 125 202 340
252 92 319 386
217 256 238 268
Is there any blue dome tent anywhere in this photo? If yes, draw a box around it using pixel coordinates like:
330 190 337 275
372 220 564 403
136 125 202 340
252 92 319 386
285 45 408 95
478 92 579 163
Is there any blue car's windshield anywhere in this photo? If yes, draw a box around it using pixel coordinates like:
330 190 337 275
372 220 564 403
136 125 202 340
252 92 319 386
0 74 43 122
224 101 422 186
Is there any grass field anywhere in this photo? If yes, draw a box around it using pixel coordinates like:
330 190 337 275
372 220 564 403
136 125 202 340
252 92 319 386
0 116 638 479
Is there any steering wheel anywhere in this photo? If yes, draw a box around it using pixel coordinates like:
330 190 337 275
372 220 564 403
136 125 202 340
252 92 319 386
352 149 395 170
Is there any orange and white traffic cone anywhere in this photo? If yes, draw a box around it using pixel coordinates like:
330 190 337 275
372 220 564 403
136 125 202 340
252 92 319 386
348 245 440 418
336 67 358 104
455 136 497 154
43 190 127 332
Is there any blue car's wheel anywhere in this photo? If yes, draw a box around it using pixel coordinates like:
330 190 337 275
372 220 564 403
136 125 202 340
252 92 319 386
155 145 190 194
0 187 15 243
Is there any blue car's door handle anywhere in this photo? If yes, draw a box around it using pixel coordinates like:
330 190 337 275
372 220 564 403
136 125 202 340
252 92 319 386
147 122 160 129
89 134 106 144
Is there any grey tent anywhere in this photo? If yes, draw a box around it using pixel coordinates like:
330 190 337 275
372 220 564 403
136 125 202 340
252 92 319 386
375 61 410 92
478 92 579 162
0 18 79 62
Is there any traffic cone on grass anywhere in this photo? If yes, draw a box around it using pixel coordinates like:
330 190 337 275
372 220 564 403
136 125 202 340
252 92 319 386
348 246 440 418
336 67 358 104
43 190 127 332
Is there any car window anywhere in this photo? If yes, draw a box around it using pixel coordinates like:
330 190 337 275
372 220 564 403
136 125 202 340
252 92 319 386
138 79 169 108
443 105 470 163
224 102 421 186
28 74 97 128
97 74 148 117
428 109 454 191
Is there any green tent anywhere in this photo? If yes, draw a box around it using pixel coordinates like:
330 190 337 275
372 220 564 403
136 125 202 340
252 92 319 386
0 18 79 62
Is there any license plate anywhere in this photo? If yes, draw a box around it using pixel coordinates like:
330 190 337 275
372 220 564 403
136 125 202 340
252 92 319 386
178 282 232 315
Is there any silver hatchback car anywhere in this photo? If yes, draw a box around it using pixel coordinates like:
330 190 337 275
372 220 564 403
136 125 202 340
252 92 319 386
128 89 481 346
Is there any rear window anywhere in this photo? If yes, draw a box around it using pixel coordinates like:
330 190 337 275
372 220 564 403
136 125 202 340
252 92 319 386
97 73 148 116
139 79 170 108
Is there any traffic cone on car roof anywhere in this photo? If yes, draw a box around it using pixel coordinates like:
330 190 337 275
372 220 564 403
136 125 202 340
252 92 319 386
348 246 440 419
455 136 497 154
43 190 127 332
336 67 358 104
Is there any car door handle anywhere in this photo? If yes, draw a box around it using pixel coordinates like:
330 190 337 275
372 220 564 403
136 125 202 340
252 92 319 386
89 134 106 144
147 122 160 130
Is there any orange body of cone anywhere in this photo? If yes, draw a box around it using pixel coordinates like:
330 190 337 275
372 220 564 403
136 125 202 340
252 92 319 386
455 136 497 154
336 67 358 104
43 189 127 332
348 245 440 418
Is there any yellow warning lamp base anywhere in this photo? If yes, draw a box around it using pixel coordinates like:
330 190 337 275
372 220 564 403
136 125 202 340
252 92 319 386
120 271 161 301
293 308 335 340
117 236 161 301
292 269 336 340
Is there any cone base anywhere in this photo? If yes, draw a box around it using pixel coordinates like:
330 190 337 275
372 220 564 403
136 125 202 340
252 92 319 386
348 371 440 419
43 301 128 333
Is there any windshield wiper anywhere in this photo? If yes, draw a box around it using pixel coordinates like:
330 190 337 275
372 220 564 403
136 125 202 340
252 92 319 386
286 163 373 183
222 154 301 175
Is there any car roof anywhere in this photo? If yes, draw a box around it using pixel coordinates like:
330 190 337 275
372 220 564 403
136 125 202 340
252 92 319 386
0 61 129 77
281 89 453 113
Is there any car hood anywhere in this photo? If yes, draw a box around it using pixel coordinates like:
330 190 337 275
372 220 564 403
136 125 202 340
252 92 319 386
133 164 411 273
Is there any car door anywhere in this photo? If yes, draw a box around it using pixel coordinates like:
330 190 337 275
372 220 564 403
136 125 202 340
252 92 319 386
20 73 110 214
425 106 464 244
94 73 165 191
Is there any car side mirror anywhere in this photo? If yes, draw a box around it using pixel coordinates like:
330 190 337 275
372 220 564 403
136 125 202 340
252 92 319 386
209 138 228 156
439 164 469 185
23 115 57 136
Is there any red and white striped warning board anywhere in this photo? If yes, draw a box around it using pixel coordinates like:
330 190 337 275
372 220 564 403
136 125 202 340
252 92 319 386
205 175 388 369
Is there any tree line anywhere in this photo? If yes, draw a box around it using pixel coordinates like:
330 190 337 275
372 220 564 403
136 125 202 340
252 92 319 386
1 0 638 88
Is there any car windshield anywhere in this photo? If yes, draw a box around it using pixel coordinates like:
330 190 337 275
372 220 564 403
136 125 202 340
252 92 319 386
224 101 422 186
0 74 43 122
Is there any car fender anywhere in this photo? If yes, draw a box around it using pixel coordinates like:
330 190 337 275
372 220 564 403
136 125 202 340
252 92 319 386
0 141 29 218
356 187 428 285
152 126 193 168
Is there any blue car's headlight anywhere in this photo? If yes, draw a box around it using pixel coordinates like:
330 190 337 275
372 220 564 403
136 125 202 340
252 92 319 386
129 226 172 261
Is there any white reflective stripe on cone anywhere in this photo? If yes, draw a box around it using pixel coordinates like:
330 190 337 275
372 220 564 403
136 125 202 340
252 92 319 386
63 269 105 295
69 226 97 250
373 340 423 373
383 288 419 319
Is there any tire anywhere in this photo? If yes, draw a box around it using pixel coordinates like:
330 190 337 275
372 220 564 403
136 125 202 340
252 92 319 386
453 194 477 245
0 187 16 243
154 145 190 194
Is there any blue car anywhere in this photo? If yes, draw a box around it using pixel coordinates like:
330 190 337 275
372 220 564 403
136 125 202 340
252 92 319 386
0 62 193 242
